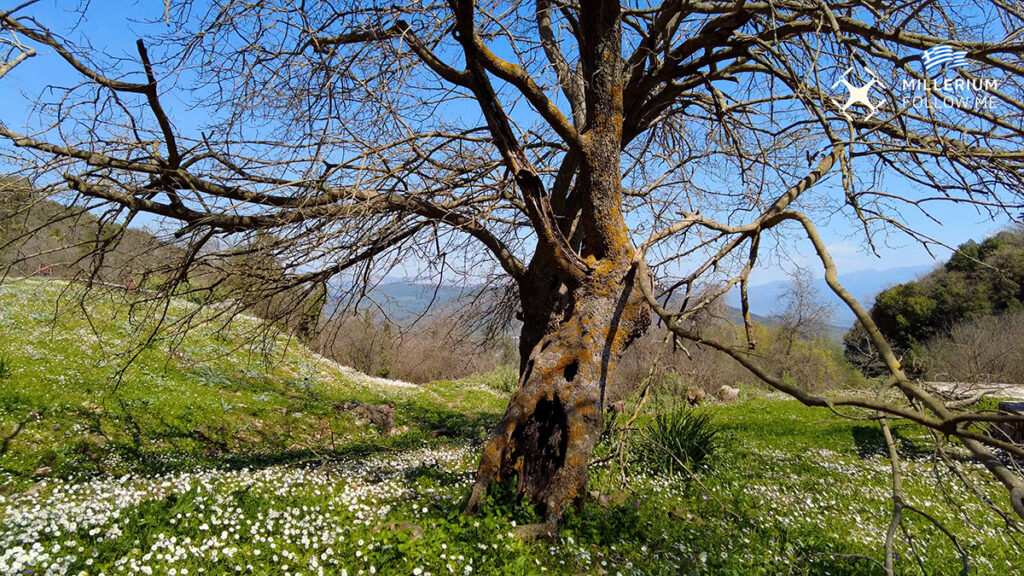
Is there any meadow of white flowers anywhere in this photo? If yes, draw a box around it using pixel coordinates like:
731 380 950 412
1 446 477 576
3 442 1019 575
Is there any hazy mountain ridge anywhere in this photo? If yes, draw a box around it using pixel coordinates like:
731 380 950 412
326 281 483 323
332 265 934 337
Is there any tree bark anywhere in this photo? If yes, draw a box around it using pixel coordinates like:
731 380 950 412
465 262 649 525
464 0 641 528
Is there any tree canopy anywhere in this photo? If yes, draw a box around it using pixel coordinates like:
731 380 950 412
3 0 1024 536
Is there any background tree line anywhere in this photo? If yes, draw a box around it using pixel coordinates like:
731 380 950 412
0 176 326 339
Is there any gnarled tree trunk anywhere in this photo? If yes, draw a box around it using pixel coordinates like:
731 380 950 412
463 0 644 529
465 263 650 525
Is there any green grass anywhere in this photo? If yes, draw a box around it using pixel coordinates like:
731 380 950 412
1 278 1021 575
0 279 505 486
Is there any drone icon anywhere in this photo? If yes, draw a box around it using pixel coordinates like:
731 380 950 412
830 66 885 122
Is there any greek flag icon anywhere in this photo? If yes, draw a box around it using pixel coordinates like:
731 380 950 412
921 45 968 74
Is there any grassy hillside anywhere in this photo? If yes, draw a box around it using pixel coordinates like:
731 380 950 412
0 279 506 486
0 279 1020 575
0 179 184 282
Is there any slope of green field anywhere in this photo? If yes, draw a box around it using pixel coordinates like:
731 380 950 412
0 279 506 486
0 279 1020 575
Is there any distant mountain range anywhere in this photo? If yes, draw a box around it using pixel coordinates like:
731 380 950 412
328 264 935 340
327 281 484 323
2 181 936 340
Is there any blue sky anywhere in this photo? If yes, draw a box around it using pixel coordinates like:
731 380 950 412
1 1 1017 287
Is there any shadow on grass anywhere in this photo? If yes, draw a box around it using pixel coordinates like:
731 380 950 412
459 479 889 576
106 426 455 476
851 425 932 460
0 398 481 485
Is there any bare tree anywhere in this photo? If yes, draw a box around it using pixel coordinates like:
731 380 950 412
776 268 834 354
3 0 1024 542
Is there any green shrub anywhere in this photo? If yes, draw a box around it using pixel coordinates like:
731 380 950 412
638 408 720 474
844 227 1024 377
